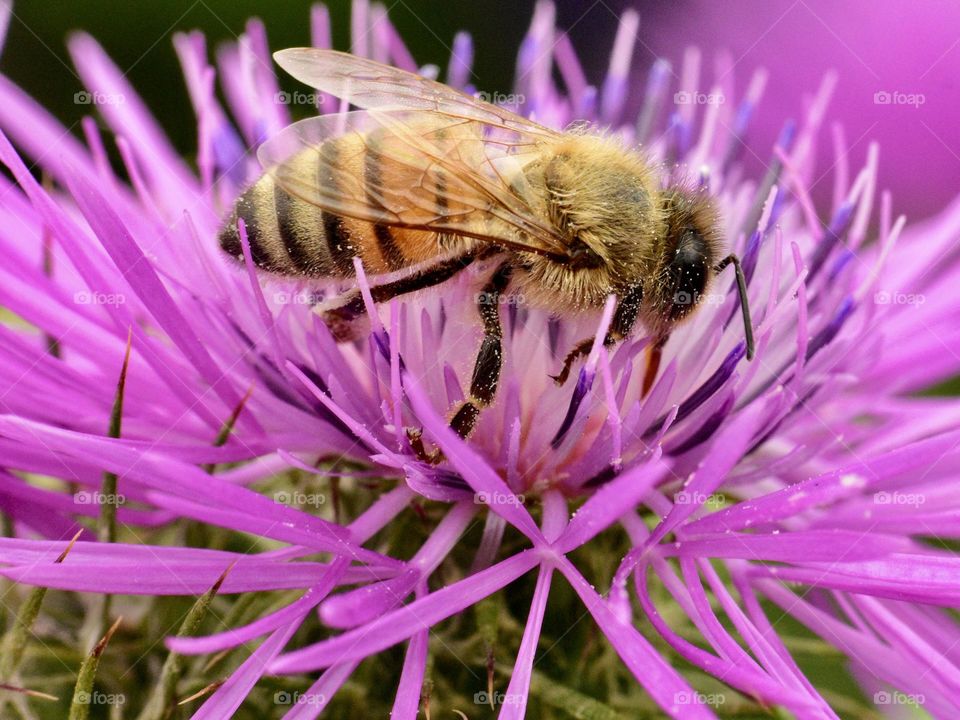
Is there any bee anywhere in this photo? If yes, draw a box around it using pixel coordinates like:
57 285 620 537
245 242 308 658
219 49 754 461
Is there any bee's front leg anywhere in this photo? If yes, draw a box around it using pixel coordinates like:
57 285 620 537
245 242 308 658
550 284 644 386
411 262 513 465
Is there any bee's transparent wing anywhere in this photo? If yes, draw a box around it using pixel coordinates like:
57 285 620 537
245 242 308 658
257 109 569 258
273 48 560 140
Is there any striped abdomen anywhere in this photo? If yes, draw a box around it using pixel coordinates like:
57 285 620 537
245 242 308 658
218 131 443 278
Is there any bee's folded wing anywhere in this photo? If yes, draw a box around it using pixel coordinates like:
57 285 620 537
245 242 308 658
273 48 558 138
258 108 569 259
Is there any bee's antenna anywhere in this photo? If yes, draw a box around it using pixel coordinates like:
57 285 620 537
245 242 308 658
714 254 755 360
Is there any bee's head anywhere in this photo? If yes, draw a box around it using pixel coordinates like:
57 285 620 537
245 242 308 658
651 186 722 325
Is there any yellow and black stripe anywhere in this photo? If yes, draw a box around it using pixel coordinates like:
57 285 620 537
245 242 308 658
218 133 442 279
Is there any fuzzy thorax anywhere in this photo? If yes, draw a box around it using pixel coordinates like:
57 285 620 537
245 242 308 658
511 133 666 310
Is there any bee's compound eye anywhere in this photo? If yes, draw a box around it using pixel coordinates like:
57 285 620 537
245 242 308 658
667 231 709 319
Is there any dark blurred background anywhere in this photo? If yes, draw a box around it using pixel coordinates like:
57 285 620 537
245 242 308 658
1 0 958 219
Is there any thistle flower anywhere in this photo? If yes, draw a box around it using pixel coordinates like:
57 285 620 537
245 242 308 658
0 2 959 719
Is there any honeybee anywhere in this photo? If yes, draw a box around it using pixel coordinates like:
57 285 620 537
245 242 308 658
220 49 754 461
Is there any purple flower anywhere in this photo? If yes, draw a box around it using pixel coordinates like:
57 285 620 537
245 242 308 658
0 2 959 718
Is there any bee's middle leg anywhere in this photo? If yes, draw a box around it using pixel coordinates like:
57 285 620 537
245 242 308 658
320 252 477 341
413 262 513 464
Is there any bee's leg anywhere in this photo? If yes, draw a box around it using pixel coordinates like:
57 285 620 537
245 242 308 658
551 338 600 385
412 262 513 464
551 284 644 386
320 252 476 341
713 253 755 360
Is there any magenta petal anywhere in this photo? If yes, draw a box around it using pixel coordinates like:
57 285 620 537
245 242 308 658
402 374 542 543
193 617 305 719
63 168 251 427
390 589 430 719
167 559 349 654
555 456 668 554
555 555 717 719
662 530 911 562
281 661 359 720
650 404 767 546
269 551 539 673
499 564 553 720
319 568 419 629
750 553 960 606
318 501 476 628
633 560 830 715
